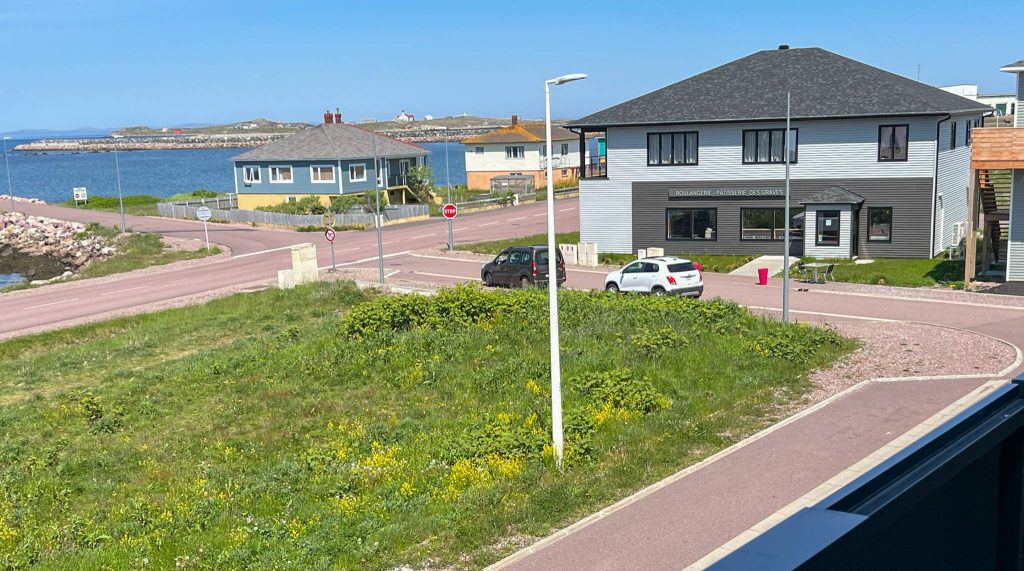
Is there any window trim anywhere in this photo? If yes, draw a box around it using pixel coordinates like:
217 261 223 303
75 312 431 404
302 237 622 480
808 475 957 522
310 165 336 184
560 143 569 156
646 131 699 166
741 128 798 165
877 124 909 162
269 165 294 184
348 163 367 182
505 145 525 160
665 207 717 241
815 209 842 247
867 206 893 243
242 165 261 184
739 207 805 241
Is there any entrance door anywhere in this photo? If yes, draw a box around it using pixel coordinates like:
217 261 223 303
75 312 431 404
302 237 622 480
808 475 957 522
851 208 860 257
399 159 411 185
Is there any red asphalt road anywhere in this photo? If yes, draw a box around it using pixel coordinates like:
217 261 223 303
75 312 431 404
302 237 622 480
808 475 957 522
0 200 579 337
5 200 1024 568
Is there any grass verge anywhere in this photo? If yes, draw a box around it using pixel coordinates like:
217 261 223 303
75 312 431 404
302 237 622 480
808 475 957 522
60 191 225 217
799 256 964 288
456 232 756 272
0 282 852 569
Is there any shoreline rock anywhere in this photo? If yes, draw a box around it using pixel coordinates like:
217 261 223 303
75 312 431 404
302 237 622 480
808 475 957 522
0 213 118 282
0 194 47 205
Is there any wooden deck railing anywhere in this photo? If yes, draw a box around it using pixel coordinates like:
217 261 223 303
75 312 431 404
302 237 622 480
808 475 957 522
971 127 1024 169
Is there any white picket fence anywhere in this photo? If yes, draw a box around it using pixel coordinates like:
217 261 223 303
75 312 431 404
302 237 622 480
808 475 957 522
157 201 428 227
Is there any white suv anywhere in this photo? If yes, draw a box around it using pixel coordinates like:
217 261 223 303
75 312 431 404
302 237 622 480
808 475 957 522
604 257 704 297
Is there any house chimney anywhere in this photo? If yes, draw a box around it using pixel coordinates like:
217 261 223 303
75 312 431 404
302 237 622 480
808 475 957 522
778 44 790 50
511 114 518 125
334 107 342 124
324 109 334 124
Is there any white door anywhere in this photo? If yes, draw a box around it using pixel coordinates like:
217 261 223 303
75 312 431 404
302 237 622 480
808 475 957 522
620 262 644 291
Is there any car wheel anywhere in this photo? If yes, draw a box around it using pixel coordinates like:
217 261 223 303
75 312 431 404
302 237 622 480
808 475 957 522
483 272 493 287
652 286 667 296
520 276 531 288
605 282 619 293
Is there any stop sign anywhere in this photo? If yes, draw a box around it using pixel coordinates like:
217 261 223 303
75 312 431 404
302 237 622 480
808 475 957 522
442 203 458 219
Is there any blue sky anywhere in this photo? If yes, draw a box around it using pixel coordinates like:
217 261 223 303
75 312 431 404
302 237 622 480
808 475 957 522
0 0 1017 132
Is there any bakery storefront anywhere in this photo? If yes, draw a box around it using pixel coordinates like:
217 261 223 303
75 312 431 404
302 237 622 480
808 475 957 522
630 178 929 259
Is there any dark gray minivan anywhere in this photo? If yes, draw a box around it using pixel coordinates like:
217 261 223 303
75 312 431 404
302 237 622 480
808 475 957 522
481 246 566 288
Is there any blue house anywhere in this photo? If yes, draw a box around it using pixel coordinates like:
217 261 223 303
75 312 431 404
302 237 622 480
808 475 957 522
231 122 429 210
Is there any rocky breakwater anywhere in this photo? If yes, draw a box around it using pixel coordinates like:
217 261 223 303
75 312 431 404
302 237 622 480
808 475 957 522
0 213 116 284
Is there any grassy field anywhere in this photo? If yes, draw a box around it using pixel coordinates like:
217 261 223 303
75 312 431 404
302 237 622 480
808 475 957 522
0 282 852 569
798 257 964 288
60 191 224 217
456 232 756 272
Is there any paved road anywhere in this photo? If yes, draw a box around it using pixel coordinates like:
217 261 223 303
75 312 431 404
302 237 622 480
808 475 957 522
0 200 579 337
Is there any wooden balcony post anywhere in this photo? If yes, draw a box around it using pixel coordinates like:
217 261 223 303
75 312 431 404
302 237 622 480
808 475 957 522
965 168 977 284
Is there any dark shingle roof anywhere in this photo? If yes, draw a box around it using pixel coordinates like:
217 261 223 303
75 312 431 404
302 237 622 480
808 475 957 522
1001 59 1024 71
569 47 992 128
800 185 865 205
233 123 427 162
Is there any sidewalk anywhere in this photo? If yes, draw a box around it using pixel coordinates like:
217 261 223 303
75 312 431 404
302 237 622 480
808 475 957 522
728 255 791 279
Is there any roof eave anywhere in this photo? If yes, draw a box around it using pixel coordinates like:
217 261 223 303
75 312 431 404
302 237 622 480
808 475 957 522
232 151 428 163
566 109 991 130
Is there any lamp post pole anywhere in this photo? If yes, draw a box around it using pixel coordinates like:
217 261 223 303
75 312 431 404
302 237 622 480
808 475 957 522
444 126 453 250
544 72 587 470
2 137 13 213
371 121 384 284
113 144 126 232
783 92 791 322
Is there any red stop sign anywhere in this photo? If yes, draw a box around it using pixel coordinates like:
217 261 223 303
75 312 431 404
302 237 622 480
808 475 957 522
442 203 458 219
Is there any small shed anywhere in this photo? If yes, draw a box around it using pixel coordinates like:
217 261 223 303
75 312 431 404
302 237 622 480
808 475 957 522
489 174 535 195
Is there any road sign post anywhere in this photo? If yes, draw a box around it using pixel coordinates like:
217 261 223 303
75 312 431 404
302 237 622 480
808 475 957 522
324 226 337 272
195 205 212 251
442 203 457 248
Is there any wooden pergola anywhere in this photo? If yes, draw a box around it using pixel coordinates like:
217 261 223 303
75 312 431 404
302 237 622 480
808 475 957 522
966 128 1024 284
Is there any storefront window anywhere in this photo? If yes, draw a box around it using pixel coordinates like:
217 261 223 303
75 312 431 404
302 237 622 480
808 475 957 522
868 207 892 242
741 208 804 240
816 210 841 246
667 208 717 240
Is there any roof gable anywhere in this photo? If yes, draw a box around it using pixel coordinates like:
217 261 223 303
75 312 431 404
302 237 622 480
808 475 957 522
462 123 577 144
570 47 992 128
233 123 428 162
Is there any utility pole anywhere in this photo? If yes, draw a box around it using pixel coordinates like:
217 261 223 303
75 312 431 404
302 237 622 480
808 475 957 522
114 145 126 232
2 137 13 213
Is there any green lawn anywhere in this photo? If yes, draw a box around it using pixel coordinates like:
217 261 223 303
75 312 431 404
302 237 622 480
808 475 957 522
0 282 852 569
798 257 965 288
60 191 224 217
456 232 755 272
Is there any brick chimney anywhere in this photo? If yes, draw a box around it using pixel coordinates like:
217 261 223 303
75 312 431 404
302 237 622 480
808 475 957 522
511 114 518 125
324 109 334 124
334 107 342 124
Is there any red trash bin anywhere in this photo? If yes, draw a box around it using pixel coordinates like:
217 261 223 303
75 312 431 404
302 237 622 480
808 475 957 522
757 267 769 285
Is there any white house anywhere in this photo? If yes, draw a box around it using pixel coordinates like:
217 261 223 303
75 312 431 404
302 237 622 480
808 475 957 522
462 115 582 190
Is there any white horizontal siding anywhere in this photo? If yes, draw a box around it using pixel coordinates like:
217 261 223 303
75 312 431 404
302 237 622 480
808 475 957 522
1017 74 1023 128
1009 170 1024 282
464 141 580 172
804 206 852 258
933 115 978 255
605 117 938 182
579 178 632 253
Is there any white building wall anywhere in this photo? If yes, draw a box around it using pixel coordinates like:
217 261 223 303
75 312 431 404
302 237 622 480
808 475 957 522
579 178 632 253
1009 169 1024 282
464 140 580 173
933 114 980 255
604 117 938 182
1017 74 1024 128
804 205 852 258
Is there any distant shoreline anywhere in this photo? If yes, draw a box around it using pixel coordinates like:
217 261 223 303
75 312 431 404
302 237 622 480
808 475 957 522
14 134 289 152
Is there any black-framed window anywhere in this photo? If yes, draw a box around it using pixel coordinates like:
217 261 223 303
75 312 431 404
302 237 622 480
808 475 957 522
666 208 716 240
647 131 698 166
950 121 957 150
815 210 841 246
966 120 972 145
742 128 797 164
740 207 804 241
878 124 909 161
868 207 892 242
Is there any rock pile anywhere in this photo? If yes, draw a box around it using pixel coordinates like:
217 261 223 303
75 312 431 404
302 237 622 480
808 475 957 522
0 212 116 277
0 194 47 205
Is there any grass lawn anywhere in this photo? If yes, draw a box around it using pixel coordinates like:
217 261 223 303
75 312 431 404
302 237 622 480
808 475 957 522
61 195 162 217
800 257 964 288
456 232 755 272
0 282 852 569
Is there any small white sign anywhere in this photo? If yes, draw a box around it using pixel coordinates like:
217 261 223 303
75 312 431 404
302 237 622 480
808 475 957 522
73 187 88 201
195 206 212 221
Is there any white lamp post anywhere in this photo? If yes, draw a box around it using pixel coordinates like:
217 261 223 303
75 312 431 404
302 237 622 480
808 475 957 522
2 137 13 213
545 72 586 469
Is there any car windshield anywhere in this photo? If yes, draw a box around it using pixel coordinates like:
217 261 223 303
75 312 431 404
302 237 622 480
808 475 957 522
667 262 696 272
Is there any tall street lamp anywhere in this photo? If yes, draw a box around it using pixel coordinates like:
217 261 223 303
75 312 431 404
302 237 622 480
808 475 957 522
371 120 385 284
443 126 453 250
782 92 791 322
3 136 14 213
545 72 586 469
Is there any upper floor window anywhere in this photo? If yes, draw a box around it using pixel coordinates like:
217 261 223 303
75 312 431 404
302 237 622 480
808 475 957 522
966 120 972 145
950 121 957 150
647 131 698 166
878 125 908 161
270 166 293 183
742 129 797 164
474 146 484 154
506 146 525 159
560 143 569 156
242 165 260 184
311 165 335 183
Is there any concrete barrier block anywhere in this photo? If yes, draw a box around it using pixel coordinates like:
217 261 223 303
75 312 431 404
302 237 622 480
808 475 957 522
278 269 296 289
646 247 664 257
559 243 579 265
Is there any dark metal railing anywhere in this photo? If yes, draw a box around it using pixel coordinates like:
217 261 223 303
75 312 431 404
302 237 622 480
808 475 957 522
583 160 607 178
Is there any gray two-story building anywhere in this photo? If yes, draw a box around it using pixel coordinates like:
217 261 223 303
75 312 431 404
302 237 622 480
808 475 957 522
569 46 991 259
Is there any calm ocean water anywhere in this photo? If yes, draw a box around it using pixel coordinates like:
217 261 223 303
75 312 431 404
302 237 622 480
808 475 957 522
0 139 468 204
